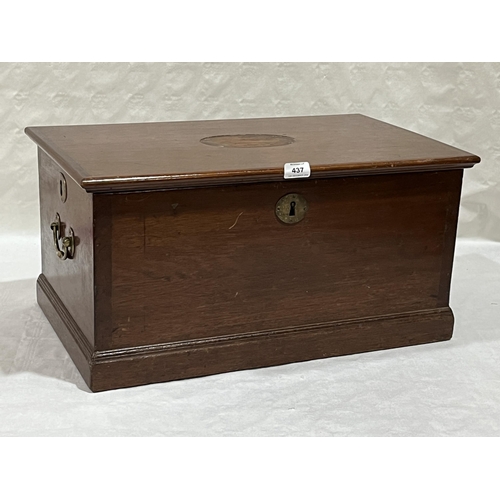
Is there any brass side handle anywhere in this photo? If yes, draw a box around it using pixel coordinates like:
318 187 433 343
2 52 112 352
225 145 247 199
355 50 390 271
50 213 74 260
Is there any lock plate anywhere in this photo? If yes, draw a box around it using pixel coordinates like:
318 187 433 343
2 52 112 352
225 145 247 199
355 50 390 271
275 193 308 224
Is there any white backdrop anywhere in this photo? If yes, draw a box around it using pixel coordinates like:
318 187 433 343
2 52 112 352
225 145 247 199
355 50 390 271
1 63 499 436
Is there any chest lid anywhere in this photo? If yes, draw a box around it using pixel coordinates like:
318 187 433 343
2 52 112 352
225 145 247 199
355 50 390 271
25 114 480 193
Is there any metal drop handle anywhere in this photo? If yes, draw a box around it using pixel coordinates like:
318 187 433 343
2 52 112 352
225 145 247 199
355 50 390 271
50 213 74 260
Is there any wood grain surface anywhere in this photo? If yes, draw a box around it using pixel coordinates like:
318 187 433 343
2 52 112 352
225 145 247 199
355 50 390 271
36 273 454 392
30 114 480 391
38 149 95 345
36 167 468 391
26 114 479 193
97 170 462 351
89 307 454 392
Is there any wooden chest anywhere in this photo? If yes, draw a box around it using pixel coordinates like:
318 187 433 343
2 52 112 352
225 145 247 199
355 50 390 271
26 114 480 392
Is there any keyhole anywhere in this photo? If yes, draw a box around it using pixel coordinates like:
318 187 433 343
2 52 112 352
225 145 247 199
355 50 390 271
59 173 67 203
275 193 307 224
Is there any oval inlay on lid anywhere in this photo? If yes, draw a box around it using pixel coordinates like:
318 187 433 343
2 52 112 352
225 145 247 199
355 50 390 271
200 134 294 148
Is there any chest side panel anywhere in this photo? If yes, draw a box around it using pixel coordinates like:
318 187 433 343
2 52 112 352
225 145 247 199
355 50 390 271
38 149 94 345
104 170 461 350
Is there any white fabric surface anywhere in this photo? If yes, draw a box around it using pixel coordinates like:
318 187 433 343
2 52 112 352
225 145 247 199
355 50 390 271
0 239 499 436
0 63 498 436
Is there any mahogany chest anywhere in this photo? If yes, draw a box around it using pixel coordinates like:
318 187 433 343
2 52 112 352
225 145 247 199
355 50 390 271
26 114 480 392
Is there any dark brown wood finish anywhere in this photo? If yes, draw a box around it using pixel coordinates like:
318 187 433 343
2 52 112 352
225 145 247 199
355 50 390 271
26 115 479 193
93 195 113 351
90 308 453 392
105 171 460 351
36 273 453 392
27 114 480 391
437 171 464 307
38 149 94 345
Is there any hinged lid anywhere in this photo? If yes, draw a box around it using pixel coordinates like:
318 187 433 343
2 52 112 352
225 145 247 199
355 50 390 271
25 114 480 193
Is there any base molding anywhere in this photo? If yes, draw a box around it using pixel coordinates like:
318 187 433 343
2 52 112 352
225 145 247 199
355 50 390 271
37 274 454 392
37 274 93 388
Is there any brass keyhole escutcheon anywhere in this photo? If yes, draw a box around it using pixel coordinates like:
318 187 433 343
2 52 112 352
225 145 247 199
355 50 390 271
275 193 308 224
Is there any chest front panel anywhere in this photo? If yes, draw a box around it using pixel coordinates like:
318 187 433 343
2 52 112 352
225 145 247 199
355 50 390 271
97 170 462 350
